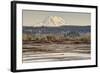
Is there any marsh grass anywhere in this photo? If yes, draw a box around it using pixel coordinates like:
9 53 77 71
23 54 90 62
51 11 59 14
23 32 90 44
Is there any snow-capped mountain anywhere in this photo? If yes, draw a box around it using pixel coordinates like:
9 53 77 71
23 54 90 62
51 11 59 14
43 16 65 26
33 16 66 27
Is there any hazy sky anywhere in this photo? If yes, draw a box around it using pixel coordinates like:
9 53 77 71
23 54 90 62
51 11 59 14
22 10 91 26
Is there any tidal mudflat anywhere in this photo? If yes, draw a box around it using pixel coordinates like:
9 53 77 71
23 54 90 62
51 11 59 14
22 43 90 63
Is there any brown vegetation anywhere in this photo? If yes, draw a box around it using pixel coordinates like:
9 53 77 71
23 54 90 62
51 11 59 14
22 33 90 44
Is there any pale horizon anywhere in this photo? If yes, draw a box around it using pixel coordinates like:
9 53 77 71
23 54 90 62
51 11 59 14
23 10 91 27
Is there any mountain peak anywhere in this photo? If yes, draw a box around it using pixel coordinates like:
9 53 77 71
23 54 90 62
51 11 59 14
42 16 66 27
45 16 65 26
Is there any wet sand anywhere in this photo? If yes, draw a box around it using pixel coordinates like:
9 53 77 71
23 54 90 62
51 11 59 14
22 43 90 63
